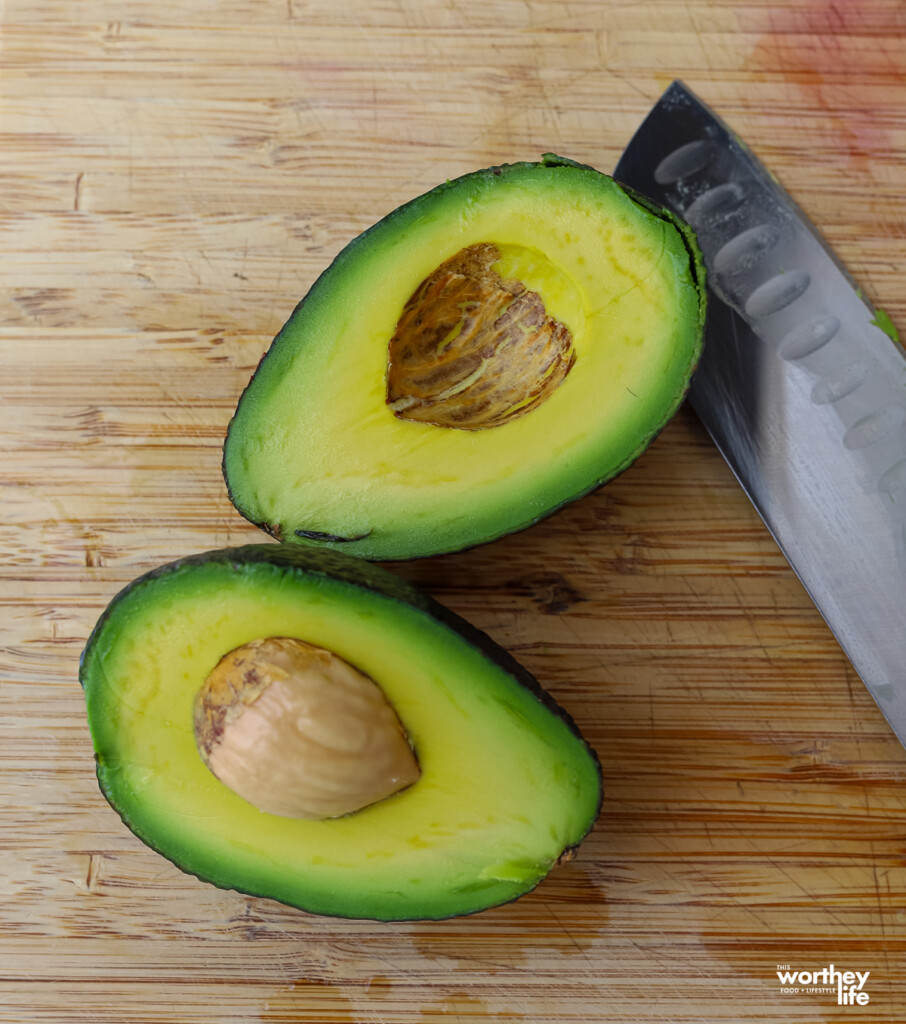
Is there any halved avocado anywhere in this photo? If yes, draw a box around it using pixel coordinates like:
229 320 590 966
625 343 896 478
224 155 706 560
80 545 602 921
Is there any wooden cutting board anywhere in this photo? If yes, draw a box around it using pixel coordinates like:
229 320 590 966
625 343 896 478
3 1 905 1021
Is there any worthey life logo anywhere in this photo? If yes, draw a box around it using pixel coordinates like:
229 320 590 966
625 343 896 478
776 963 870 1005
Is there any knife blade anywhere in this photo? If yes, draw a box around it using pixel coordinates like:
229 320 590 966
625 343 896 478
614 80 906 746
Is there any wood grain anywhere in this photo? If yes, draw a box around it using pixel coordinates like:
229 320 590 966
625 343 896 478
2 0 906 1021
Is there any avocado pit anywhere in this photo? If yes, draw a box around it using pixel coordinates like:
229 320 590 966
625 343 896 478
386 243 576 430
193 637 420 819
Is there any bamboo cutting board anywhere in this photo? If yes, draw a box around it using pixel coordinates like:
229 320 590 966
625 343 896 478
3 1 906 1021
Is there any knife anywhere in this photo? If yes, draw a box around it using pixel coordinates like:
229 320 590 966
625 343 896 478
614 80 906 746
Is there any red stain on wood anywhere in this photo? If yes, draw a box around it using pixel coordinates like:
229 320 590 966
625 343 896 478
748 0 905 175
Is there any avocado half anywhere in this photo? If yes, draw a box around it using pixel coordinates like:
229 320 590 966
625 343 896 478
224 155 706 560
80 545 602 920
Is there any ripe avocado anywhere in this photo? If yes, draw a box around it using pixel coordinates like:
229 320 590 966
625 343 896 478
80 545 602 920
224 154 706 560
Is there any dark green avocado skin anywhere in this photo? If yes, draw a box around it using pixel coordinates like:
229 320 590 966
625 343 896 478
221 156 706 560
80 544 603 921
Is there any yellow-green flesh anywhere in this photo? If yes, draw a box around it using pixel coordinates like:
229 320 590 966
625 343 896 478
225 161 704 559
83 555 601 920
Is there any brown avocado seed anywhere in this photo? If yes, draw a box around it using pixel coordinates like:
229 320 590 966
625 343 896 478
386 243 576 430
194 637 420 819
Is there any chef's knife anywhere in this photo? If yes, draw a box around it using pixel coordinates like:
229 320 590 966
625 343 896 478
615 80 906 746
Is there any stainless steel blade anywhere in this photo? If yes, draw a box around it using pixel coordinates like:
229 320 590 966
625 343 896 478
614 80 906 745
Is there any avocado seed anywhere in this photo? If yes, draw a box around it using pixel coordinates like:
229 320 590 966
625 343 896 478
386 243 575 430
194 637 420 819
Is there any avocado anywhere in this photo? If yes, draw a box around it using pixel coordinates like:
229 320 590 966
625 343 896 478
224 154 706 560
80 544 602 920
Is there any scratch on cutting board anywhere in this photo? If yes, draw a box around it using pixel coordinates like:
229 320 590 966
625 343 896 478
85 853 100 891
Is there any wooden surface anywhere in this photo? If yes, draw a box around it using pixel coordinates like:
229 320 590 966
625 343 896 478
3 1 906 1021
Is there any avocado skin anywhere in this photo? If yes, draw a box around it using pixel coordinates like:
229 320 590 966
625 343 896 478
222 156 707 560
81 544 603 921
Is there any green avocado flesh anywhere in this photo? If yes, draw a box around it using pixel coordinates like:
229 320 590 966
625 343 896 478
80 545 602 920
224 155 706 560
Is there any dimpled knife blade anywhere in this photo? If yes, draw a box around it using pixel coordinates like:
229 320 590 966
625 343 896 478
615 80 906 746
